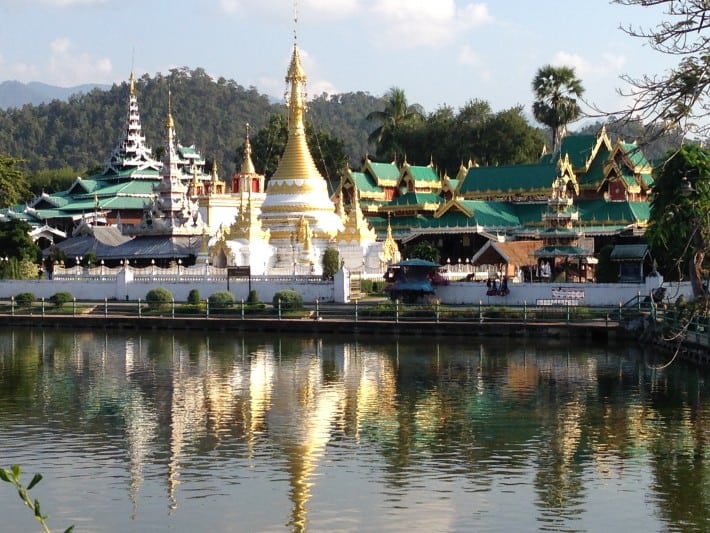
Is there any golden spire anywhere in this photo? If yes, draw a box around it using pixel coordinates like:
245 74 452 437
129 70 135 97
241 123 257 174
271 42 322 180
381 215 400 264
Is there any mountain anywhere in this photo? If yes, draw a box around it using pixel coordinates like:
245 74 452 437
0 81 111 109
0 68 382 177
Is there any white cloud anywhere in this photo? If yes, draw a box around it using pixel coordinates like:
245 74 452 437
369 1 492 49
304 0 358 19
47 38 113 85
41 0 108 5
219 0 243 15
552 50 626 78
458 44 481 67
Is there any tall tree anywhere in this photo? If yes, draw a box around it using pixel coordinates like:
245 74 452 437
0 154 30 208
366 87 424 161
531 65 585 150
646 144 710 297
614 0 709 142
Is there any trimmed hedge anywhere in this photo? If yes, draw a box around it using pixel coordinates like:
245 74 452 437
49 292 73 308
273 289 303 311
208 291 235 309
145 287 173 309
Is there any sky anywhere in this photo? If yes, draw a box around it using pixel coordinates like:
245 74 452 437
0 0 680 124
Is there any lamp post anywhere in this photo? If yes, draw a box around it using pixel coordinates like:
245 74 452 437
178 258 182 277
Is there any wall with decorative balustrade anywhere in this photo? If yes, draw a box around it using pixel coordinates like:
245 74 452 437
0 264 344 303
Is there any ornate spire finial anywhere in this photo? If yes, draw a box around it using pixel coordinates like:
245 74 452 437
166 86 174 130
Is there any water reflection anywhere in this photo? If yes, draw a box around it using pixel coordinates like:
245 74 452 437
0 328 708 532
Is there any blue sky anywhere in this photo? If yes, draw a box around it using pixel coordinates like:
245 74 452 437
0 0 678 123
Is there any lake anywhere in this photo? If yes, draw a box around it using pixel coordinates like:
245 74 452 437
0 328 708 532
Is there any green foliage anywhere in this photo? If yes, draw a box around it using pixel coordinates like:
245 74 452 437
14 292 35 306
379 99 546 175
321 248 340 280
0 154 31 207
145 287 173 309
208 291 236 309
405 240 440 263
247 289 260 304
273 289 303 311
49 292 73 308
531 65 584 149
0 220 41 278
187 289 201 305
646 144 710 287
366 87 425 161
26 167 77 196
0 464 74 533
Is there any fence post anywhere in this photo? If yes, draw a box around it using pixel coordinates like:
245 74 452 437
566 303 570 324
618 302 622 322
72 297 76 317
171 298 175 319
41 297 45 317
241 299 245 320
524 300 527 323
11 296 15 317
138 298 142 318
206 299 210 318
315 298 319 320
278 298 282 320
637 291 641 313
479 300 483 323
436 300 440 323
355 299 358 323
395 299 399 323
104 297 108 318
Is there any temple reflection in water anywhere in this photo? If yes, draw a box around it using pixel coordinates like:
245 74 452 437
1 329 709 532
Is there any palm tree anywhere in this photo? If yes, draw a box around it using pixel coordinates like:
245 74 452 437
366 87 424 161
531 65 585 150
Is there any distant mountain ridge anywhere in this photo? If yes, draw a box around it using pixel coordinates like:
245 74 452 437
0 81 111 109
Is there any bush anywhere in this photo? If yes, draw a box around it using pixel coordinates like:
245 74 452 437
247 289 260 305
187 289 201 305
273 289 303 311
49 291 73 308
145 287 173 309
322 248 339 280
209 291 235 309
15 292 35 306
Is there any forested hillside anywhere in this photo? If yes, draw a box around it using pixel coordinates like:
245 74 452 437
0 68 383 179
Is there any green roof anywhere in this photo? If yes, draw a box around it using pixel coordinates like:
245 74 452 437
368 161 400 182
405 164 439 183
610 244 649 261
577 199 649 224
351 171 383 194
560 134 597 168
578 146 608 188
621 143 650 168
460 163 557 195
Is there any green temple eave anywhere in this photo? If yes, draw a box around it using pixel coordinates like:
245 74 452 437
459 162 559 196
577 199 649 225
